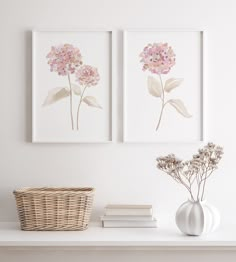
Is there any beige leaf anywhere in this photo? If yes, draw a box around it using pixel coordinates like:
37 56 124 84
168 99 192 118
147 76 162 97
42 87 69 106
71 84 81 96
83 96 102 109
164 78 183 93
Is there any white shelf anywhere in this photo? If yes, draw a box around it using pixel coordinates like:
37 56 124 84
0 222 236 250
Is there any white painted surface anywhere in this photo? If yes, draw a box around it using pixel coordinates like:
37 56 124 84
0 0 236 260
0 222 236 248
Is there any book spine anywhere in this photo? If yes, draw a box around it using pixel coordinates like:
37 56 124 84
104 209 152 216
101 215 154 221
102 220 157 228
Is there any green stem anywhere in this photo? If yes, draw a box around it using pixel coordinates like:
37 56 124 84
76 86 87 130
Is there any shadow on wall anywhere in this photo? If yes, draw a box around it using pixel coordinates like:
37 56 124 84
0 188 18 222
117 30 124 142
24 31 32 143
90 205 102 222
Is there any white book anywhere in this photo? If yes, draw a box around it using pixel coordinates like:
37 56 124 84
102 218 157 228
105 205 153 216
101 215 154 221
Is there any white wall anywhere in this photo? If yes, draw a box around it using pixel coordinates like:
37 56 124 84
0 0 235 229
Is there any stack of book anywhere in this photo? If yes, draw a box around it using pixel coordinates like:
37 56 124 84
101 204 157 228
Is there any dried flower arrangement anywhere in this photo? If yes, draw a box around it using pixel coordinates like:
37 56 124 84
156 143 224 201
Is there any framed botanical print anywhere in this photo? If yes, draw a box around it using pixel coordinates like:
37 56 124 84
32 30 113 143
123 30 204 142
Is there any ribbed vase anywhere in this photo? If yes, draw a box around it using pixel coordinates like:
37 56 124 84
175 200 220 236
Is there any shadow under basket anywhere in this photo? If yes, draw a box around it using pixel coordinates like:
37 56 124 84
13 187 95 231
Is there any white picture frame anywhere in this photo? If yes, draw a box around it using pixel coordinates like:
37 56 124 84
32 29 113 143
123 29 204 143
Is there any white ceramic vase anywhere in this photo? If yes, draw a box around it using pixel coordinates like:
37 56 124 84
175 200 220 236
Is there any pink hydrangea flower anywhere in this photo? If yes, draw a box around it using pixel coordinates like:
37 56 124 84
140 43 176 74
75 65 100 87
46 44 83 76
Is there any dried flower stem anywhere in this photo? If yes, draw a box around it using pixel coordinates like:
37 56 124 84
201 169 214 201
177 170 195 201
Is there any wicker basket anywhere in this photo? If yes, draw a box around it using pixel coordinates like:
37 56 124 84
13 187 95 231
